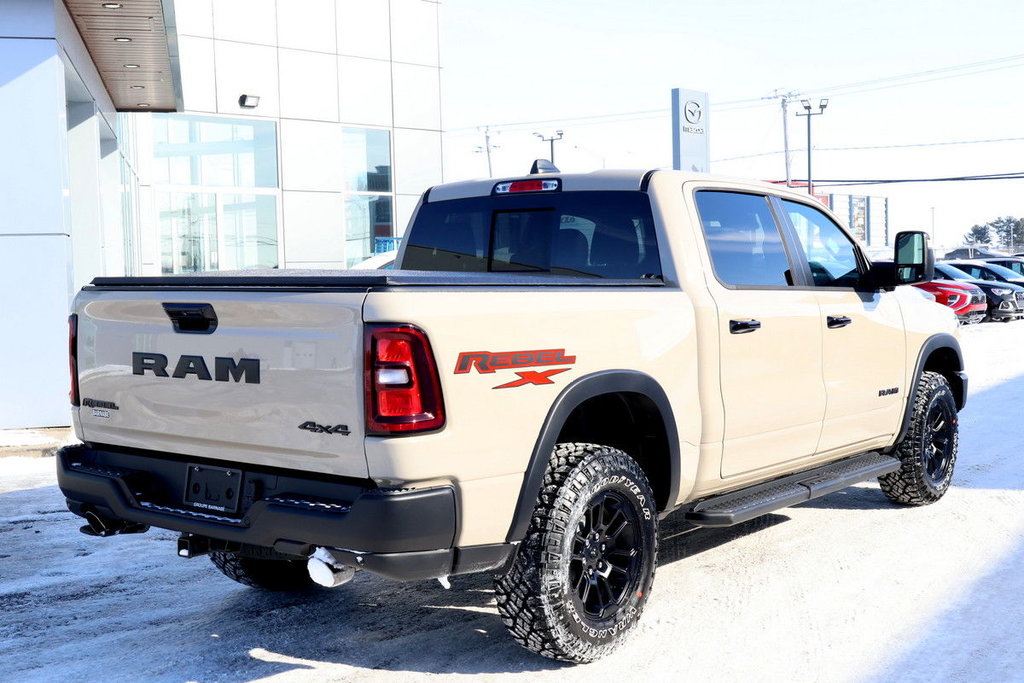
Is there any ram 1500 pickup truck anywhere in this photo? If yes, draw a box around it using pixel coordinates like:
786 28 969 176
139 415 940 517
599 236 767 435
58 166 966 662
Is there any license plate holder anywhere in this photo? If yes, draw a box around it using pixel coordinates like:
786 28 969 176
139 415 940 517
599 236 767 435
184 464 243 514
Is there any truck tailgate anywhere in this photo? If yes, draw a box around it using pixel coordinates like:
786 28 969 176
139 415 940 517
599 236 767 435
74 288 369 478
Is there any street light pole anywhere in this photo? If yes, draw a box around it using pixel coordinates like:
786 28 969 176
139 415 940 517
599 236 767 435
533 130 564 165
795 98 829 196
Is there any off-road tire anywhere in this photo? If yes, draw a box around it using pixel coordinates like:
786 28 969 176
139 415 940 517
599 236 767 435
879 371 958 505
494 443 658 663
209 551 314 591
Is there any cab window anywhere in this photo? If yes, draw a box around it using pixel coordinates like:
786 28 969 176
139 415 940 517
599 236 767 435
694 191 793 287
782 200 862 287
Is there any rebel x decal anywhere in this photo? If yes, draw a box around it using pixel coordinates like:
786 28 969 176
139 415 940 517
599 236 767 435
455 348 575 389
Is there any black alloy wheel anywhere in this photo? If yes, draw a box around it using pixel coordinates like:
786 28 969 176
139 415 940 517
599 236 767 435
569 490 642 620
922 401 955 487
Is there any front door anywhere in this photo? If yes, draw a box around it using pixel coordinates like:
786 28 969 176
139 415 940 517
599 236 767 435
777 199 907 454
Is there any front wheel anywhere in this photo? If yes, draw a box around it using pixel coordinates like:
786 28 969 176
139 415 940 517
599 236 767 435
494 443 658 663
879 371 959 505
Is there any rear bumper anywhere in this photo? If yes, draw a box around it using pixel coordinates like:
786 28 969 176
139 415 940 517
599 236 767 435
56 444 513 580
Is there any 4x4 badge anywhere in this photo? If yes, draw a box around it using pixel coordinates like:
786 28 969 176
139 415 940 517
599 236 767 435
298 421 350 435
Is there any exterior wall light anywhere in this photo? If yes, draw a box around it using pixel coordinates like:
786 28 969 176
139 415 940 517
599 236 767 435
238 94 260 108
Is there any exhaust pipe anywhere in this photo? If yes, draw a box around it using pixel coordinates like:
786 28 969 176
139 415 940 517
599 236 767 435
79 510 148 537
307 547 357 588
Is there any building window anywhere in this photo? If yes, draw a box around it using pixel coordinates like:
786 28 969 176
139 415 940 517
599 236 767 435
342 127 393 266
153 114 280 273
154 114 278 188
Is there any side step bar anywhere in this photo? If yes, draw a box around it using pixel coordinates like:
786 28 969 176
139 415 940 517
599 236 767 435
684 452 900 528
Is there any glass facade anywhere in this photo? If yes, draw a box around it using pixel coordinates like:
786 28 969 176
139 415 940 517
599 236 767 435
153 114 280 273
343 127 393 266
150 116 398 272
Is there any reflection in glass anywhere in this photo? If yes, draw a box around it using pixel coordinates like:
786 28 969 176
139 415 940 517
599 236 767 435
222 195 279 270
153 114 278 188
160 193 218 273
345 195 392 267
342 128 391 192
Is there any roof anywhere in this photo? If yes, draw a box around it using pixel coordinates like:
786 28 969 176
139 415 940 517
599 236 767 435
62 0 182 112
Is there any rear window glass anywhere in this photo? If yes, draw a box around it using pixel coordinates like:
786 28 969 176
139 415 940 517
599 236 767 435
400 191 661 279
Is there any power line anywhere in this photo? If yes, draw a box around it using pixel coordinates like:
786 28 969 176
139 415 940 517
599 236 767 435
714 135 1024 163
445 52 1024 134
795 171 1024 187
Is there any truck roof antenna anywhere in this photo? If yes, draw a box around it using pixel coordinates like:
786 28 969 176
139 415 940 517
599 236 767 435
530 159 560 174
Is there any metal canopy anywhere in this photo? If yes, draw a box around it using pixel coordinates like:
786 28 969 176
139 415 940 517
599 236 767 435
62 0 182 112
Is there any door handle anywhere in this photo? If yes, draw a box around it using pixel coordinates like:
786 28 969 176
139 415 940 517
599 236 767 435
827 315 853 329
729 319 762 334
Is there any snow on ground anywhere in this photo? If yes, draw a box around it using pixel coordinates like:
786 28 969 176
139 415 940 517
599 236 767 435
2 322 1023 682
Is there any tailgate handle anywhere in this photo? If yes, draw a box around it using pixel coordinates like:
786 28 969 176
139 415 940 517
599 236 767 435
163 303 218 334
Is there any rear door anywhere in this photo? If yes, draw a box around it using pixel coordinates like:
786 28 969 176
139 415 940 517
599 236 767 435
693 190 827 478
75 288 370 477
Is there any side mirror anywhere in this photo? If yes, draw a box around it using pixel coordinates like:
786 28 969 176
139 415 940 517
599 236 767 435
894 231 934 285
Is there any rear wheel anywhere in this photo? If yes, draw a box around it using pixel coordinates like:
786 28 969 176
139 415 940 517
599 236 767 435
879 371 958 505
209 551 315 591
494 443 657 663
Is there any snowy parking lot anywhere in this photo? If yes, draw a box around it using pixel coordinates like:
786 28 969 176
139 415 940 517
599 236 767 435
2 321 1023 682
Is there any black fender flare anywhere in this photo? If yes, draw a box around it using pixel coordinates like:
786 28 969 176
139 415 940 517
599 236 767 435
504 370 680 543
888 333 967 451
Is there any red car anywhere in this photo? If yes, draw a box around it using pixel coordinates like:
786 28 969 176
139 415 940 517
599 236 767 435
914 279 987 324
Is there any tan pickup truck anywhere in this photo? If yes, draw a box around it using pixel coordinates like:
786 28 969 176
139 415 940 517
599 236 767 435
58 165 966 662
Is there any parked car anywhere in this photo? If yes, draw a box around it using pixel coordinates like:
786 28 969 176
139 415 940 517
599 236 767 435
351 250 397 270
943 259 1024 287
934 262 1024 321
913 279 987 324
980 256 1024 277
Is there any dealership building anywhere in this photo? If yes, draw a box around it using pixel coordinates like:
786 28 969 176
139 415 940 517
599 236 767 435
0 0 443 429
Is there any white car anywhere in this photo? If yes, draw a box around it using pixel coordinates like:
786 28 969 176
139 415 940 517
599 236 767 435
351 251 397 270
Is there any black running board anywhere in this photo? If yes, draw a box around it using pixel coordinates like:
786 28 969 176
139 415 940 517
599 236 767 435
684 452 900 528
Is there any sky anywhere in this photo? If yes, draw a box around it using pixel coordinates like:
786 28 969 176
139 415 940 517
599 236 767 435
437 0 1024 249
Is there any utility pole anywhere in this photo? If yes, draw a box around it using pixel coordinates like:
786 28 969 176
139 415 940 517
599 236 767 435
533 130 564 165
795 98 829 196
764 89 800 186
475 126 498 177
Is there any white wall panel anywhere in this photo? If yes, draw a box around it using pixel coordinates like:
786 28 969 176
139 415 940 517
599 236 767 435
394 194 422 236
0 235 73 428
338 56 392 126
0 0 55 38
277 0 336 53
214 40 279 117
174 0 213 38
212 0 276 45
279 119 343 192
282 190 345 263
390 0 439 66
336 0 390 60
392 62 440 130
177 36 216 113
393 128 442 195
0 40 69 236
279 49 339 122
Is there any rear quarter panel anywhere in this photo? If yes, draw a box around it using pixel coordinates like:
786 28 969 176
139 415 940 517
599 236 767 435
362 287 699 546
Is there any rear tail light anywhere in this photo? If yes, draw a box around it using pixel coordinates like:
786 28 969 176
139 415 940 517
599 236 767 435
365 324 445 434
69 314 80 407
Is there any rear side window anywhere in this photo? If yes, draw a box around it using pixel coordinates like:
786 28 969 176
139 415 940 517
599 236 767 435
401 191 661 279
694 191 793 287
